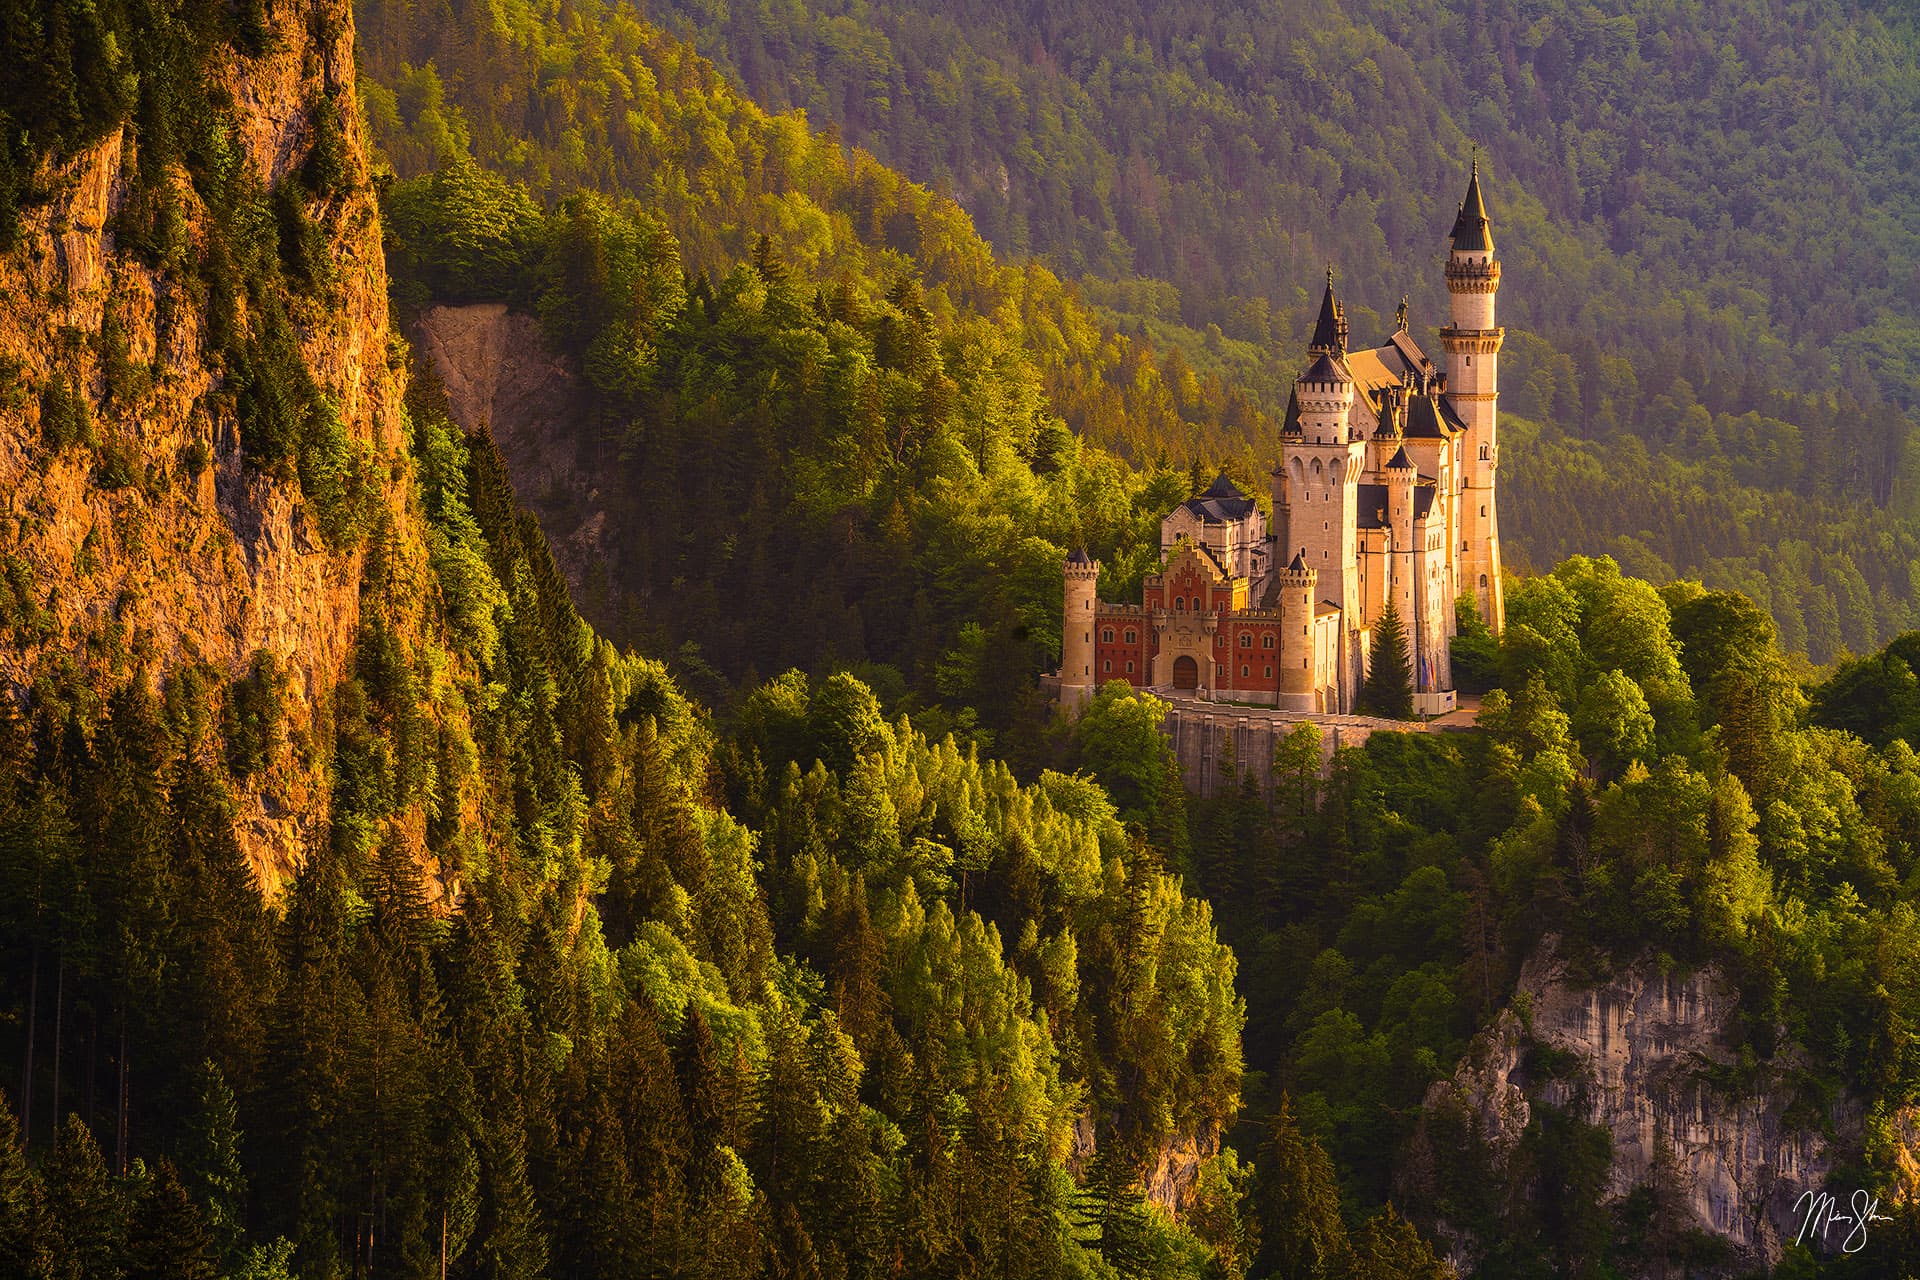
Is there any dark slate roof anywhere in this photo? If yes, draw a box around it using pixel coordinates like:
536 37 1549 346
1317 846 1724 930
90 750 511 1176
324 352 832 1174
1450 158 1494 253
1385 330 1434 379
1288 550 1308 571
1414 487 1437 520
1281 386 1303 435
1387 445 1416 471
1300 352 1352 386
1309 269 1346 354
1066 547 1094 566
1357 483 1390 529
1404 393 1461 438
1180 475 1257 524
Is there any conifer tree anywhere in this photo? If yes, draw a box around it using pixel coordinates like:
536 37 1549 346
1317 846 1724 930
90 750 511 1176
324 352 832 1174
0 1095 50 1278
1252 1095 1348 1280
124 1160 218 1280
175 1063 247 1268
42 1114 127 1279
1360 604 1415 720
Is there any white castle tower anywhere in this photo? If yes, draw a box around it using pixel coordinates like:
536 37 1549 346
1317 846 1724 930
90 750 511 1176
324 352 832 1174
1060 548 1100 710
1283 271 1366 620
1441 155 1505 631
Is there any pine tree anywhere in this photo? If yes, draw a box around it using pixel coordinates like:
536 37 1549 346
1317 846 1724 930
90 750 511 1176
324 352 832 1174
175 1063 247 1268
42 1114 127 1280
1252 1095 1349 1280
0 1095 50 1278
1360 604 1415 720
124 1160 218 1280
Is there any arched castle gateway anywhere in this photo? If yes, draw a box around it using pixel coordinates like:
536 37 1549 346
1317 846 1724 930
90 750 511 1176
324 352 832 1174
1059 161 1505 718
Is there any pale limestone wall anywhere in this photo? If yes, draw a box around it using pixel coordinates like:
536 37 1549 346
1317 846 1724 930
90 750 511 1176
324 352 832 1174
1422 936 1859 1271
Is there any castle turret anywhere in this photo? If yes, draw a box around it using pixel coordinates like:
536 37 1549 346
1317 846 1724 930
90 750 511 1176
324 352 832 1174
1386 446 1417 633
1277 551 1320 713
1061 549 1100 712
1440 154 1505 632
1280 271 1364 617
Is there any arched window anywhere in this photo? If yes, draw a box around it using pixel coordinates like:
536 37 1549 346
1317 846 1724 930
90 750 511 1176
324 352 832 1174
1263 635 1275 649
1264 666 1273 678
1175 597 1186 612
1126 661 1135 674
1124 629 1136 644
1101 628 1114 643
1240 634 1252 648
1103 660 1112 673
1479 573 1489 587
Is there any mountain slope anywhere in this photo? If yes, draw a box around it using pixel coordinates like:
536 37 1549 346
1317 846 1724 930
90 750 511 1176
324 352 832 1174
0 0 408 884
626 0 1920 660
0 4 1263 1277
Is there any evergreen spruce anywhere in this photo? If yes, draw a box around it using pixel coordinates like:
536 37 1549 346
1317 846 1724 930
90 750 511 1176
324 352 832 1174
1360 603 1415 720
0 1096 50 1278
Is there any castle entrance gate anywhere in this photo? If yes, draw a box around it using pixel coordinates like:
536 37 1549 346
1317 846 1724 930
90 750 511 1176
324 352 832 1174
1173 656 1199 690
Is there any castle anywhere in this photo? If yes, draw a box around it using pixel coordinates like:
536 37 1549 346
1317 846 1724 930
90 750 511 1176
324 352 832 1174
1060 161 1505 717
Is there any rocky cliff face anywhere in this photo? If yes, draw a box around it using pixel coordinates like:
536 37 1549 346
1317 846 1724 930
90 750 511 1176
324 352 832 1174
413 303 623 632
1421 937 1850 1272
0 0 413 889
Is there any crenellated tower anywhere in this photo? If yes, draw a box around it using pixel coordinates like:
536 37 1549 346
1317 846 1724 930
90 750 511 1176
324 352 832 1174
1060 549 1100 711
1276 551 1320 713
1440 155 1505 632
1281 271 1366 623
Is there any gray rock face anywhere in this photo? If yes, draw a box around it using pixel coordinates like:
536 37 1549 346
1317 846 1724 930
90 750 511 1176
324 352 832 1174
1425 937 1848 1271
413 304 624 630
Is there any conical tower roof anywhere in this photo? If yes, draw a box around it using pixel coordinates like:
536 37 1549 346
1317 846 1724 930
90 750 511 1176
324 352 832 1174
1308 266 1348 354
1450 153 1494 253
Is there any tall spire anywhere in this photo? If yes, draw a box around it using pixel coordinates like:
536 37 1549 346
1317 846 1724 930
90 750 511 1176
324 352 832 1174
1309 264 1348 355
1450 149 1494 253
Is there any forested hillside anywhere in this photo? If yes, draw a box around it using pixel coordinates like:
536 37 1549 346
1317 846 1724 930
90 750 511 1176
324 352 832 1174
605 0 1920 661
0 1 1273 1276
4 0 1920 1275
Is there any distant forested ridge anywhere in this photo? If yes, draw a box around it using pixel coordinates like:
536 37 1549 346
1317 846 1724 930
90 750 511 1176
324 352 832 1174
609 0 1920 661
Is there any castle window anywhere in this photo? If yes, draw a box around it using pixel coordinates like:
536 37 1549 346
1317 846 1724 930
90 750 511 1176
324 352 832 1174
1125 629 1136 644
1480 574 1489 586
1126 661 1135 674
1240 635 1252 648
1175 598 1185 612
1102 628 1114 643
1265 666 1273 678
1480 505 1487 517
1241 665 1249 677
1263 635 1275 649
1103 660 1112 673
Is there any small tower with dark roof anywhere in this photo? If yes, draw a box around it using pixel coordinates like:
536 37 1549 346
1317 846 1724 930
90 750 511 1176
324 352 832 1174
1060 548 1101 712
1277 550 1321 713
1280 279 1366 641
1308 266 1350 356
1386 447 1418 630
1440 151 1505 633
